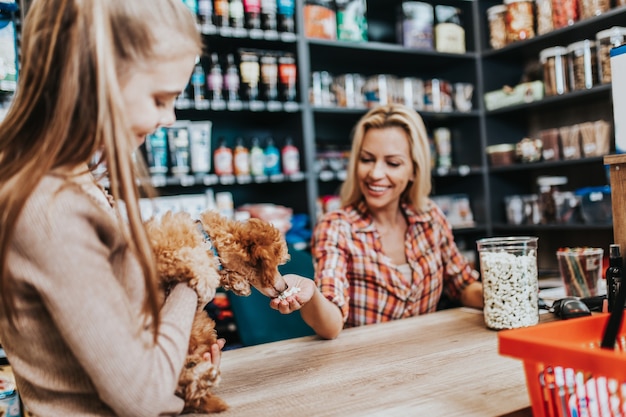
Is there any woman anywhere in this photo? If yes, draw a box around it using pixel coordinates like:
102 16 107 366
271 104 483 339
0 0 223 415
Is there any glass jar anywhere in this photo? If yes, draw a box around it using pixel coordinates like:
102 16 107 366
567 39 597 91
540 46 569 96
535 0 554 35
551 0 578 29
504 0 535 43
596 26 626 84
477 236 539 330
487 4 507 50
578 0 610 20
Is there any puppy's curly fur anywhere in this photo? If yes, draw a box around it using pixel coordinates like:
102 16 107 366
145 210 290 414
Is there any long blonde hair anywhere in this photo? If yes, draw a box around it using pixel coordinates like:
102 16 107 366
340 104 432 211
0 0 202 334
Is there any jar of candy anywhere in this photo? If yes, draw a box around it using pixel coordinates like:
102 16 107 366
567 39 597 91
504 0 534 43
535 0 554 35
578 0 610 20
596 26 626 84
540 46 569 96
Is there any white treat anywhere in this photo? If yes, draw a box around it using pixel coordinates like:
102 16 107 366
278 286 301 301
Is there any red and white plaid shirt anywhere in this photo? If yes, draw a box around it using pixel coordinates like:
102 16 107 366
312 200 479 328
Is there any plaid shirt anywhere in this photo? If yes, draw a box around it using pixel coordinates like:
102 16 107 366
312 200 479 328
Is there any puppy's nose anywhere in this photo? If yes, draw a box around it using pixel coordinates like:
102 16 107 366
273 274 288 295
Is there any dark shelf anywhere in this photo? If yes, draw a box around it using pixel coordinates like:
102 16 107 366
489 156 606 173
492 223 613 232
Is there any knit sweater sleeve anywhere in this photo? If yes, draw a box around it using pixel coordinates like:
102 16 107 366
8 182 197 416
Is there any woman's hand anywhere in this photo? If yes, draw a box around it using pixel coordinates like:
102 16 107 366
269 274 316 314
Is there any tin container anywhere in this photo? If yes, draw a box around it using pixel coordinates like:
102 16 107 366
398 1 434 50
477 236 539 330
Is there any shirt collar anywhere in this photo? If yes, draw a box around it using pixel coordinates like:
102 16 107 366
348 199 433 232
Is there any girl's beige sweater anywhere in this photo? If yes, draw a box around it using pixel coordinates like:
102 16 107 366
0 175 198 416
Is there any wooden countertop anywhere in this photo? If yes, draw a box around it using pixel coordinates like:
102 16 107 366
210 308 550 417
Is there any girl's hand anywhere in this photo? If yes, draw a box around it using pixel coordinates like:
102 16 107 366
269 274 316 314
202 338 226 369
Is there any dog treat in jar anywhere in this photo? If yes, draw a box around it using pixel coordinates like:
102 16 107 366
477 236 539 330
578 0 610 20
551 0 578 29
567 39 597 91
504 0 534 43
487 5 507 50
535 0 553 35
540 46 568 96
596 26 626 84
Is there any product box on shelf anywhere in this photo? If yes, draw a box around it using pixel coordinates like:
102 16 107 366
484 81 544 111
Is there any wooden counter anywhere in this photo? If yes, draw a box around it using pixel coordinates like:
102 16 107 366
210 308 546 417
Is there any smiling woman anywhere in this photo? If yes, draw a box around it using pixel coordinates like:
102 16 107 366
270 104 484 340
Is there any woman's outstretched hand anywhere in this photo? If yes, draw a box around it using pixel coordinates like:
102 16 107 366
269 274 316 314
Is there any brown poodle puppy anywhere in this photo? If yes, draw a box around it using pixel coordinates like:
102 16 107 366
145 210 290 414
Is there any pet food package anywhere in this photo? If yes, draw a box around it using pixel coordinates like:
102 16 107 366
335 0 367 42
397 1 433 50
0 16 17 93
303 0 336 40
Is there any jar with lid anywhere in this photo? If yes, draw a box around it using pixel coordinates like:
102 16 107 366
567 39 597 91
579 0 610 20
596 26 626 84
540 46 569 96
551 0 578 29
535 0 553 35
504 0 535 43
477 236 539 330
487 4 507 50
537 175 568 224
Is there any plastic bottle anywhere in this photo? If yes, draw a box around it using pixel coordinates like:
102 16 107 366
607 244 623 312
229 0 245 29
213 0 229 27
198 0 214 26
207 53 225 109
261 0 277 31
224 53 241 105
281 137 300 175
233 137 251 176
214 137 234 176
264 137 281 175
249 137 265 176
191 58 207 107
243 0 261 30
277 0 295 33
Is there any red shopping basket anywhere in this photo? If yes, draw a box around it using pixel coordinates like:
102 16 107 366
499 314 626 417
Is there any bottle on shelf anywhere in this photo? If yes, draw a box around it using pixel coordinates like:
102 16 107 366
208 53 226 110
191 58 208 109
197 0 214 29
229 0 245 31
260 53 279 104
261 0 278 32
264 137 281 176
281 137 300 175
233 136 251 176
213 0 229 28
249 137 266 177
607 244 623 312
239 49 262 108
243 0 262 32
224 53 243 110
277 0 295 33
214 137 234 176
278 53 297 106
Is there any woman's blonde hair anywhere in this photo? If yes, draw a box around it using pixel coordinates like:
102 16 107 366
0 0 202 335
340 104 432 211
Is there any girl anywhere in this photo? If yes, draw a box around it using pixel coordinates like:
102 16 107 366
0 0 223 415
